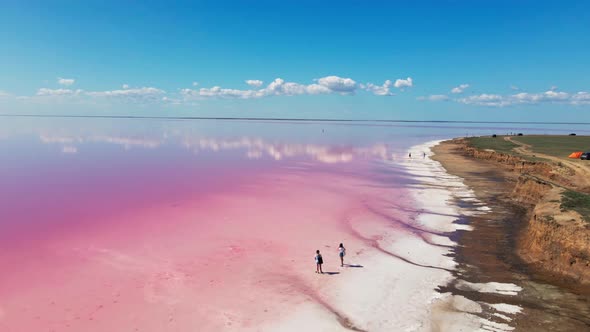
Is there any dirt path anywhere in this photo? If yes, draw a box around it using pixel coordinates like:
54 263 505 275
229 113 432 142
505 136 590 191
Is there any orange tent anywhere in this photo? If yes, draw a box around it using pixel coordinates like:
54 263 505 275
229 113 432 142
568 151 583 158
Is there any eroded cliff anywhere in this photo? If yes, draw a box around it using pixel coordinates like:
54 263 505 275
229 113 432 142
455 138 590 285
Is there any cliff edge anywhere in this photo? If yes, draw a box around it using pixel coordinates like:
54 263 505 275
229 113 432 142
446 137 590 285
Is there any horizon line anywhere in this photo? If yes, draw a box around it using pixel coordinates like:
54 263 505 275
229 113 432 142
1 113 590 126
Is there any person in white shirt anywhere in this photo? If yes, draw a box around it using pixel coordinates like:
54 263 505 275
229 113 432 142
338 243 346 267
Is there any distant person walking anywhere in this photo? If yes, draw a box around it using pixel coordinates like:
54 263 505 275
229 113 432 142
408 152 412 158
423 152 426 158
315 250 324 274
338 243 346 267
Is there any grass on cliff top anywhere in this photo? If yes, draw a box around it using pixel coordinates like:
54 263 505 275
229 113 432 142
511 135 590 159
561 190 590 223
465 136 519 154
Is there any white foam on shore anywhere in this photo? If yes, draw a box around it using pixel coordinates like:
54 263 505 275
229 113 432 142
479 318 515 331
493 313 512 321
456 280 523 296
488 303 523 314
405 141 523 331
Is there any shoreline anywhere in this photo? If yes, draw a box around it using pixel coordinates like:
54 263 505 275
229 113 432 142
406 140 525 332
262 139 524 331
431 139 590 331
262 140 478 331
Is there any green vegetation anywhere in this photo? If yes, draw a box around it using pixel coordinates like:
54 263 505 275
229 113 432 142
561 190 590 223
465 136 519 154
465 135 590 162
464 136 544 161
511 135 590 159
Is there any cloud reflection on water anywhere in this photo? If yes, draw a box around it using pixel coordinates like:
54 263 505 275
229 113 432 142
181 137 390 163
40 134 162 150
38 133 392 163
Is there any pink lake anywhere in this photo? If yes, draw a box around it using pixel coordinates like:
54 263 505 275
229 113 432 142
1 118 587 331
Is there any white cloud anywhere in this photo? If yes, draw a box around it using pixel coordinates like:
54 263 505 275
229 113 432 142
457 94 507 107
305 83 332 95
417 94 449 101
37 88 82 96
86 87 165 103
453 89 590 107
182 76 361 100
192 82 199 86
245 80 264 88
274 80 312 95
189 86 261 99
451 84 469 94
393 77 413 89
572 92 590 105
20 75 414 105
512 90 569 103
510 85 520 91
363 80 394 96
316 76 357 93
33 87 164 104
550 85 558 91
57 77 75 86
0 90 11 98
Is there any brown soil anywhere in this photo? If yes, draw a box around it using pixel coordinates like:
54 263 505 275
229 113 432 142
445 138 590 285
432 140 590 332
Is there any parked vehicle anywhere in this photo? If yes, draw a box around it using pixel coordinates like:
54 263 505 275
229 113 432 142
581 152 590 160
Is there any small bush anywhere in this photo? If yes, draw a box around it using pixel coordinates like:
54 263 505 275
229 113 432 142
561 190 590 223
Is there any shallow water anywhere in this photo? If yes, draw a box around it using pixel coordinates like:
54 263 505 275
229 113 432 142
1 117 589 331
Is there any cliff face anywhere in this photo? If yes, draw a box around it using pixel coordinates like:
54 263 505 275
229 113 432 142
520 201 590 283
462 145 576 186
511 176 552 205
456 139 590 285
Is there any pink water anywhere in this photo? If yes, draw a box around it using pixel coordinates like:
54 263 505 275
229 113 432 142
1 118 585 331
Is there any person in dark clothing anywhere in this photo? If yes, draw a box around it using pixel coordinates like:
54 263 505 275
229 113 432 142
315 250 324 274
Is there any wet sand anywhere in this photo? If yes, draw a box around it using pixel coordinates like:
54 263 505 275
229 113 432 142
432 140 590 331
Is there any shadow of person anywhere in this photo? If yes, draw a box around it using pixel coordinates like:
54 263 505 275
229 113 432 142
345 264 364 268
324 272 340 275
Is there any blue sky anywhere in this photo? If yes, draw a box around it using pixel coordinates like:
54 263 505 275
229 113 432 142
1 1 589 121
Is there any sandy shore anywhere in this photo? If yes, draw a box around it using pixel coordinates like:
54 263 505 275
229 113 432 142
432 140 590 331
